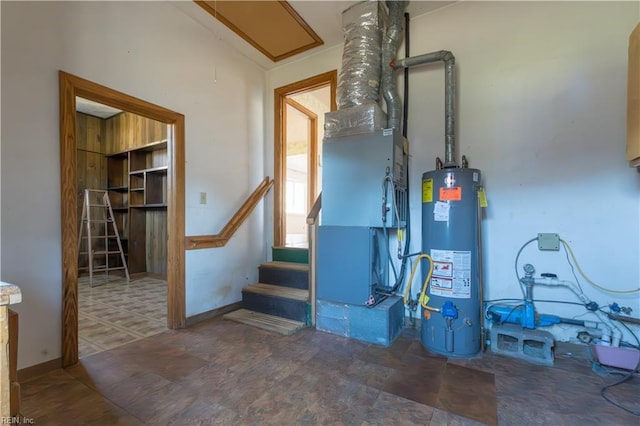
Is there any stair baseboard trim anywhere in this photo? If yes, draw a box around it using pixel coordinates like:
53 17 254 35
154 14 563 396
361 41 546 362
186 301 242 326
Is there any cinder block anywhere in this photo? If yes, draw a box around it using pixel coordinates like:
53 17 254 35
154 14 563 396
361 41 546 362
316 299 348 336
317 315 348 336
316 299 348 319
490 323 554 366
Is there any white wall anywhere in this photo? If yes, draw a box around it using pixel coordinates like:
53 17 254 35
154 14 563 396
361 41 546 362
1 1 266 368
264 45 343 250
266 2 640 343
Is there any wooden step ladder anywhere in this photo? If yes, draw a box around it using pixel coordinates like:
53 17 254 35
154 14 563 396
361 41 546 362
78 189 130 286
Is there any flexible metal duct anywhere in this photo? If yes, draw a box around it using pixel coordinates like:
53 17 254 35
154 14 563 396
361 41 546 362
337 1 385 109
381 0 407 130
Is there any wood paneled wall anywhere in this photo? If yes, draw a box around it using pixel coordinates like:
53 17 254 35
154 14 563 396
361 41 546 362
105 112 168 154
147 210 168 277
76 111 167 277
76 113 108 268
76 113 107 193
106 112 168 278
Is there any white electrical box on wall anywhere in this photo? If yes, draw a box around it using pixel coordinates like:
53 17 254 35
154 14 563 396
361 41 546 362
538 233 560 251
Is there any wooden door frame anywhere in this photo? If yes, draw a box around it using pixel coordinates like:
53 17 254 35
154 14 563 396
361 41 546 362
274 70 337 247
284 98 318 211
59 71 186 367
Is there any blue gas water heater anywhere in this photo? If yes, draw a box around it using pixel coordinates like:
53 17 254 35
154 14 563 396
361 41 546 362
420 167 483 357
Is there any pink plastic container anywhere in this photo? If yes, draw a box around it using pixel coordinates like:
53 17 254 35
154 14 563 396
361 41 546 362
591 344 640 370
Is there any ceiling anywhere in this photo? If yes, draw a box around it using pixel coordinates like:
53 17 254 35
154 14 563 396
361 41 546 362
195 1 324 62
76 97 122 119
76 2 454 116
175 1 454 70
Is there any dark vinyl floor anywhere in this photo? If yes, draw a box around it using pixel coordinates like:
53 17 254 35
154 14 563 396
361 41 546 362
20 318 640 425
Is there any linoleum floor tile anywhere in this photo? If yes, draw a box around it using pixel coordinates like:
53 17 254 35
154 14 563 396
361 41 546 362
78 276 167 358
429 408 488 426
66 351 147 392
78 337 104 358
164 397 241 425
21 369 142 425
21 318 640 425
382 353 447 406
118 347 209 382
437 363 497 426
357 391 436 425
79 319 142 348
123 380 200 424
359 343 412 370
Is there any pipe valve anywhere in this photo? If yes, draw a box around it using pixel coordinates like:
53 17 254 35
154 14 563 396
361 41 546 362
441 301 458 319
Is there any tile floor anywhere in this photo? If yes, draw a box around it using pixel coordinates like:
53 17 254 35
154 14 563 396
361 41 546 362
20 319 640 425
78 275 167 358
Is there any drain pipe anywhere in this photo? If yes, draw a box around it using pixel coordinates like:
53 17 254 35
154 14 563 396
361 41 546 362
381 0 408 131
394 50 457 167
402 12 410 138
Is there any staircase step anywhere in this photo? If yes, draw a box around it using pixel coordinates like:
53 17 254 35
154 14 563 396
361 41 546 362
259 262 309 290
243 283 308 300
242 283 309 324
223 309 305 335
272 247 309 264
261 261 309 271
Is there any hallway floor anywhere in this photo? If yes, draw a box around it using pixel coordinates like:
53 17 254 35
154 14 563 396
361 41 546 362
21 318 639 425
78 275 167 358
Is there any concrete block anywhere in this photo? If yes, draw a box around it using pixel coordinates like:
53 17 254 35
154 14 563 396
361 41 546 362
316 297 403 346
490 323 554 366
316 299 348 319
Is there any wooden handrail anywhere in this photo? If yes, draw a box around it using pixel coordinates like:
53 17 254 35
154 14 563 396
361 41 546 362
185 177 274 250
306 193 321 225
306 192 321 327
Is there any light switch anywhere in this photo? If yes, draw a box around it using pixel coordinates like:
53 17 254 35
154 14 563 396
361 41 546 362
200 192 207 204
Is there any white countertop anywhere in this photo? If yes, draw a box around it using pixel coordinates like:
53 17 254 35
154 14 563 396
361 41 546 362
0 282 22 306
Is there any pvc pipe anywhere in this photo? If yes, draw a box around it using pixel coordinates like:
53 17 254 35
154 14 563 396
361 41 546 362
534 277 622 346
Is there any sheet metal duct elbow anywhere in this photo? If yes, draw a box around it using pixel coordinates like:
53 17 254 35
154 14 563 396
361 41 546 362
394 50 458 167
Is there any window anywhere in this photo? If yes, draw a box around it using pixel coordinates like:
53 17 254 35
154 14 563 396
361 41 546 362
286 180 306 214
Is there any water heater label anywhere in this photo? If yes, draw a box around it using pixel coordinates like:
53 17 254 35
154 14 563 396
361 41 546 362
422 179 433 203
440 187 462 201
430 249 471 299
478 188 488 208
433 201 450 222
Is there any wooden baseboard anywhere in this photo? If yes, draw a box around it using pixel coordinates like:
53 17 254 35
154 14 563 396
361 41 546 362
129 272 166 280
186 302 242 326
17 357 62 383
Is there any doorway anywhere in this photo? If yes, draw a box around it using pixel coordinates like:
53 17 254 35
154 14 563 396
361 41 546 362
75 99 170 358
274 70 337 247
59 71 186 367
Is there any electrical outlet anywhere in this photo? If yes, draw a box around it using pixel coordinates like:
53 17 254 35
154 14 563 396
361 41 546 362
538 233 560 251
199 192 207 204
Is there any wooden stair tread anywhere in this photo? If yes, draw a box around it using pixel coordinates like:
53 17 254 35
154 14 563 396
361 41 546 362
260 261 309 271
243 283 308 301
223 309 305 335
